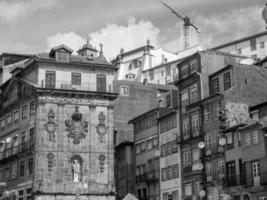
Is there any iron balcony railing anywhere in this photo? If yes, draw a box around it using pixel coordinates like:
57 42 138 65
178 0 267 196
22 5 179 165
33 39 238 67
0 140 34 161
205 144 224 157
136 175 146 183
222 174 246 187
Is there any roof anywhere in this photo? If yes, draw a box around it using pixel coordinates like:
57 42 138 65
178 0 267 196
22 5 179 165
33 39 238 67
0 52 34 58
49 44 73 56
142 57 185 72
115 141 134 149
250 101 267 111
157 109 176 120
36 53 113 66
121 45 154 57
210 31 267 50
128 107 173 124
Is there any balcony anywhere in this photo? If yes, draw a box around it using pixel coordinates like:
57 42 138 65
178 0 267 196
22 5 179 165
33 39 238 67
222 174 246 187
204 144 224 158
0 140 34 162
136 175 146 183
40 80 113 92
145 171 159 183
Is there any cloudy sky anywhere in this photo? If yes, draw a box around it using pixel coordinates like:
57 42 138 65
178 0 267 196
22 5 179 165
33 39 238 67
0 0 266 60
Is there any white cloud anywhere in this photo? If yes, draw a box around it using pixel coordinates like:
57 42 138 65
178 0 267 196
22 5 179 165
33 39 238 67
194 5 265 48
0 0 58 22
89 17 161 60
46 17 161 60
46 32 86 54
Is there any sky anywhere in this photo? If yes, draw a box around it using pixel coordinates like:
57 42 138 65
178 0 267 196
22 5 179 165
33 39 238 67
0 0 266 60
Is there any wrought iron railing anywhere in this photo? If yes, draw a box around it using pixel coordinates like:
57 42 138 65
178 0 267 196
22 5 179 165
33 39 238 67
0 140 34 160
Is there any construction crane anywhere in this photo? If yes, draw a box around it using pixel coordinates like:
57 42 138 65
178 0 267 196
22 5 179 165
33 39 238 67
161 0 200 49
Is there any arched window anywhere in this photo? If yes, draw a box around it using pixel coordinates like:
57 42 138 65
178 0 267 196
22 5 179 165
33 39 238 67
71 155 83 182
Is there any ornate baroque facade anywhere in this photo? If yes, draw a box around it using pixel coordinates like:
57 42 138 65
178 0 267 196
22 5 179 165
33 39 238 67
0 43 118 200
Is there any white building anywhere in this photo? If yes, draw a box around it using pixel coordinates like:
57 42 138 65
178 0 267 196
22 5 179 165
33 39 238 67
211 31 267 60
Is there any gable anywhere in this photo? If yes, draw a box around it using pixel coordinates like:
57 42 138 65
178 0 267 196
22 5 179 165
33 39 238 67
0 78 35 110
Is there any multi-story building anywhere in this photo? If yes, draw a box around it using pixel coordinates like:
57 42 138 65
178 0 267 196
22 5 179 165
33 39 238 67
0 42 118 200
174 50 253 200
158 110 181 200
113 40 178 82
198 62 267 200
113 81 177 199
129 108 171 200
211 31 267 60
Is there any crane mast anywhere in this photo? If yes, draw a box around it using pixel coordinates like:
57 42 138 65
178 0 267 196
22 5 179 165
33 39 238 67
161 0 200 49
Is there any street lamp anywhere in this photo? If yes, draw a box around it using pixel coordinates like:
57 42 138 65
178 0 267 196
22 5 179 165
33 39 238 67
262 3 267 29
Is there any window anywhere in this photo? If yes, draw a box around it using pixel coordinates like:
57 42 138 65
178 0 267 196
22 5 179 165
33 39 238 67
120 86 129 96
184 183 192 196
71 72 81 85
166 166 172 180
204 104 211 121
205 135 211 151
250 38 257 51
153 137 158 148
218 160 225 175
252 131 259 144
215 99 222 119
28 158 34 175
172 190 179 200
161 168 167 181
189 84 198 103
192 148 200 162
45 70 56 88
7 114 12 126
0 169 3 181
18 190 24 200
166 94 171 108
97 75 106 92
14 111 19 122
172 114 177 129
182 118 190 140
181 64 189 78
22 105 27 119
212 78 219 94
0 119 4 129
237 48 242 55
166 65 171 76
26 188 32 200
223 72 231 90
260 42 265 49
173 164 179 178
11 161 17 179
191 113 199 137
172 140 178 153
190 59 197 73
136 144 141 154
245 133 251 146
226 132 233 146
30 101 35 115
57 51 69 61
183 150 191 166
160 120 166 134
161 70 164 76
19 160 25 177
149 71 154 80
5 167 10 180
181 90 189 113
259 197 267 200
206 163 212 177
147 139 153 150
140 141 146 152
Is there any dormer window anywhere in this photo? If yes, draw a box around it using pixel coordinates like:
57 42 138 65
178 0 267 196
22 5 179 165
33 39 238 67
56 51 69 62
49 44 73 62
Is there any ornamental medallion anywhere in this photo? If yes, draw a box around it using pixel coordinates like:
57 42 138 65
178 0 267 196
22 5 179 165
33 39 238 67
65 106 88 144
96 111 108 143
44 109 57 142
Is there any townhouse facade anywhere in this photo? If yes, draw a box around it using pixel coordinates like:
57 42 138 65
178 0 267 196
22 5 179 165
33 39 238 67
211 31 267 60
0 43 118 200
158 110 181 200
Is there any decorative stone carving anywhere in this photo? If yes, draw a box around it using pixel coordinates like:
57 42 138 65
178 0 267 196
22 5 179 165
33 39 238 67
44 109 57 142
71 155 82 182
98 154 105 173
47 153 54 172
65 106 88 144
96 112 108 143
